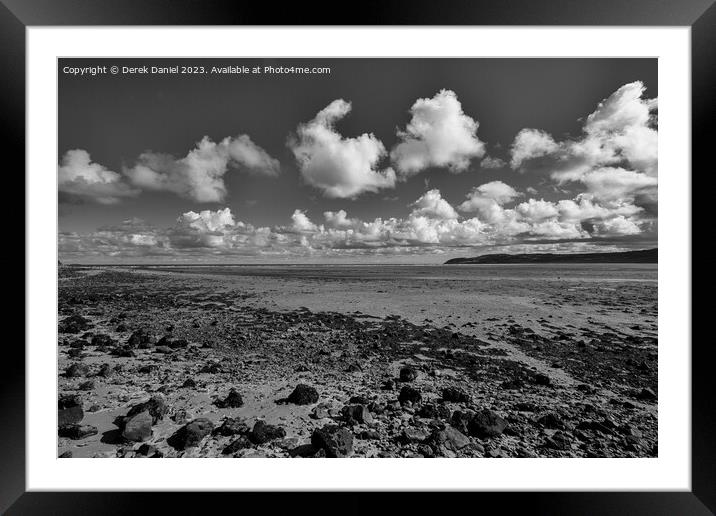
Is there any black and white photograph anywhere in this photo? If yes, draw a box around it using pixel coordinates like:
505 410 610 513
56 57 659 459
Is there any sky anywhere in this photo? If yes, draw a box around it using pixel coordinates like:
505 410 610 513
58 58 657 264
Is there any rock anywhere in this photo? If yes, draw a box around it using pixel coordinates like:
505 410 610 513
110 346 135 358
168 418 215 450
636 387 657 401
450 410 474 434
399 366 419 382
169 338 189 349
544 430 572 450
358 429 381 440
418 403 451 419
381 379 396 391
135 443 163 458
59 451 73 458
401 427 431 443
222 436 252 455
214 417 249 437
181 378 197 388
214 388 244 408
59 314 91 334
122 395 168 426
398 386 422 405
431 426 470 453
91 334 113 347
58 394 83 425
122 410 153 442
341 404 373 425
349 395 370 405
311 402 332 419
96 363 112 378
311 425 353 458
536 412 564 429
286 384 319 405
533 373 551 386
249 420 286 445
467 409 508 438
155 346 173 354
78 380 95 391
199 362 221 373
69 339 88 349
441 386 471 403
65 363 90 378
58 424 98 439
127 329 154 349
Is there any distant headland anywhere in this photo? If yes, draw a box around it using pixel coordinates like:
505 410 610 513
444 248 657 265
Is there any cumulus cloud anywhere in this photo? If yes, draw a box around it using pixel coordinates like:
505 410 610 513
509 129 560 169
288 99 397 199
125 135 279 203
391 90 485 176
480 156 507 169
410 189 459 220
458 181 522 222
58 149 138 204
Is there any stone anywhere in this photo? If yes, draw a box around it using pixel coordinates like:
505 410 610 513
441 386 471 403
636 388 657 401
155 346 173 354
222 436 252 455
311 425 353 458
65 363 90 378
58 394 83 426
544 430 572 450
91 334 113 347
168 418 215 450
58 424 98 439
341 404 373 425
122 410 153 442
214 388 244 408
135 443 163 458
467 409 508 438
536 412 564 429
399 366 419 382
450 410 474 434
127 329 155 349
122 395 169 426
533 373 552 386
249 420 286 444
97 363 112 378
401 427 431 443
311 402 332 419
286 384 319 405
419 403 451 420
181 378 197 388
78 380 95 391
398 385 422 405
214 417 249 437
431 426 471 452
59 314 91 334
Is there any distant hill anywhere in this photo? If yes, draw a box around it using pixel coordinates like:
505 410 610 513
444 248 657 264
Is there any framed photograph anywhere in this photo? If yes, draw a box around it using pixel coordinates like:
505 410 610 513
6 0 712 513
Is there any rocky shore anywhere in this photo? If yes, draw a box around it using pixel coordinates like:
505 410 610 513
58 268 657 458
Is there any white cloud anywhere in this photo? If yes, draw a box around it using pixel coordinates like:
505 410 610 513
480 156 507 169
291 209 320 233
125 135 279 203
391 90 485 175
288 99 397 199
580 167 657 203
509 129 559 169
323 209 357 229
58 149 138 204
458 181 522 220
410 189 459 220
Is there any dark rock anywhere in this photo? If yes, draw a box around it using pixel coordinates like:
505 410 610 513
214 388 244 408
544 430 572 450
181 378 197 388
58 424 98 439
214 417 249 437
289 443 325 457
168 418 215 450
121 395 168 427
536 412 564 429
65 362 90 378
358 429 381 440
69 339 88 349
155 346 173 354
137 364 158 374
442 386 471 403
399 366 419 382
381 379 396 391
341 404 373 425
401 427 431 443
199 362 221 373
419 403 451 420
398 386 422 405
110 346 135 358
249 420 286 445
311 403 332 419
122 410 153 442
533 373 551 386
127 329 155 349
59 395 83 427
450 410 473 434
286 384 319 405
91 334 113 347
636 388 657 401
59 451 73 458
311 425 354 458
78 380 95 391
467 409 508 438
349 395 370 405
222 436 252 455
136 443 163 457
59 314 91 334
97 363 112 378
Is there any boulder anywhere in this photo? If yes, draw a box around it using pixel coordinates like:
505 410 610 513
58 394 83 426
214 388 244 408
398 385 422 405
467 409 508 438
399 366 418 382
441 386 471 403
286 384 319 405
213 417 249 437
311 425 353 458
222 436 252 455
341 404 373 425
431 426 471 453
249 420 286 445
59 314 91 334
122 410 153 442
58 424 98 439
168 418 215 450
65 363 90 378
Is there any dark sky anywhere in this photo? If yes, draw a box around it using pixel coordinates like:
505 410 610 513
58 58 657 263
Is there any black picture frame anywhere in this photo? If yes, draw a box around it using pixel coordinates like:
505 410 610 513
4 0 712 514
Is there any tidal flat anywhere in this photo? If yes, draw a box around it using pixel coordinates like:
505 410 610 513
57 264 657 458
